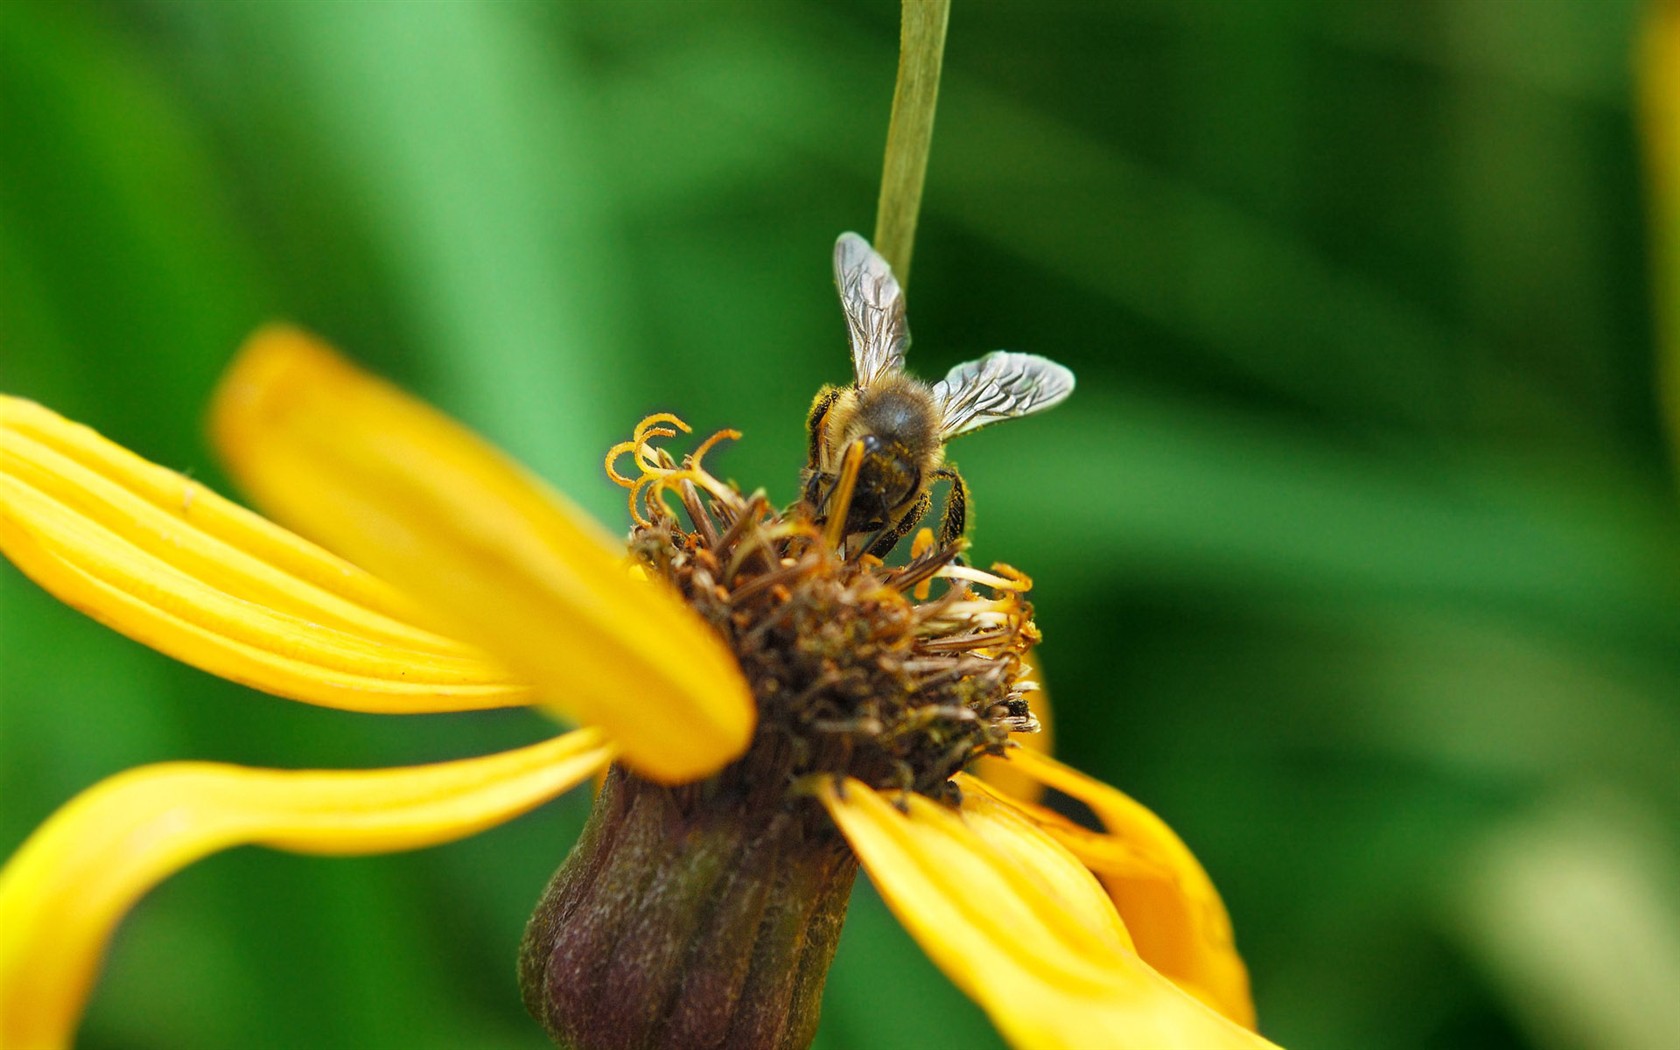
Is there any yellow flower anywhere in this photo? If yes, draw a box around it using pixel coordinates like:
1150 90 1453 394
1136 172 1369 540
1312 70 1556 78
0 327 1275 1049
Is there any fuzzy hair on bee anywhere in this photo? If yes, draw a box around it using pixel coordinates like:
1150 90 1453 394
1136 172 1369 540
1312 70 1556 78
802 233 1076 559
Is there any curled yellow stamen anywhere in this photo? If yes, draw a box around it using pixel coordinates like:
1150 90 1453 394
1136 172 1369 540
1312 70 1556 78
645 467 736 520
610 417 751 535
636 413 691 443
606 415 686 490
605 441 642 488
624 474 664 528
631 414 690 476
612 416 750 529
687 428 741 476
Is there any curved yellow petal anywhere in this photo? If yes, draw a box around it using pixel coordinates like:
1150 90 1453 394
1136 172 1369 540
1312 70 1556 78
818 778 1277 1050
986 748 1256 1029
1642 1 1680 461
0 397 533 713
208 327 754 782
972 650 1052 804
954 775 1132 954
0 728 613 1050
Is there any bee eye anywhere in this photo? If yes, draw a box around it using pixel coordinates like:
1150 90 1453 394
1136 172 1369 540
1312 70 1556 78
861 434 886 455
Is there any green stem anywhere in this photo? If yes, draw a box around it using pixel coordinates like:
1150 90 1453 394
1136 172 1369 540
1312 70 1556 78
873 0 951 288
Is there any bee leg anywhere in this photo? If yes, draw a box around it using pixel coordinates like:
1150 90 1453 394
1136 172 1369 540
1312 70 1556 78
865 489 932 559
802 386 845 518
932 465 970 549
803 469 828 513
804 386 843 472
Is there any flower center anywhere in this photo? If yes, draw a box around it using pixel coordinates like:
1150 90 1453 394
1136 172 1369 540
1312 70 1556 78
609 413 1041 804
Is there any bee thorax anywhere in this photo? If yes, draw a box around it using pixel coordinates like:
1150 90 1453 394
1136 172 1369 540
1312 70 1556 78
847 380 940 456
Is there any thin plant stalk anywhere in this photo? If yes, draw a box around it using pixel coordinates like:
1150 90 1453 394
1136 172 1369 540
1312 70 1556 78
873 0 951 288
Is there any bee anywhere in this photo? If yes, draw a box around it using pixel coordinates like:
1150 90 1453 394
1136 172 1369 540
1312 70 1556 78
803 232 1075 558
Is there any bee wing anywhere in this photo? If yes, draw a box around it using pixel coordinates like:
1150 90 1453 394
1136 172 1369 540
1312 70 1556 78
833 232 909 387
931 351 1076 439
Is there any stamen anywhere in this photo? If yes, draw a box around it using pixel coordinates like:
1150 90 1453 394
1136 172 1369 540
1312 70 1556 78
661 466 738 510
686 427 741 475
936 562 1033 592
635 412 691 445
720 497 782 581
909 529 935 559
609 415 700 524
916 630 1020 653
890 540 962 597
603 441 641 488
822 439 867 553
909 528 937 599
624 474 662 528
676 479 719 547
713 492 768 554
631 414 689 474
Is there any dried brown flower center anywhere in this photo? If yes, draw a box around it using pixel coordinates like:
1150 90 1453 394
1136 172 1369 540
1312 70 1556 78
608 414 1041 804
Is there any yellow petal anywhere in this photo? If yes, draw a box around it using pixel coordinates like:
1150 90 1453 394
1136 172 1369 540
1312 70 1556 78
818 778 1277 1050
955 776 1133 954
208 327 754 783
972 650 1052 804
0 728 613 1050
0 396 533 713
1641 1 1680 460
987 748 1256 1029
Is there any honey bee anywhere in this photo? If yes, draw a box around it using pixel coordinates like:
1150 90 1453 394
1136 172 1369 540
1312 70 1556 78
803 232 1075 557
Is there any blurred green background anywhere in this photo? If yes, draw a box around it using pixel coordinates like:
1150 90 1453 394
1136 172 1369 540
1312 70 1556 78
5 1 1680 1047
